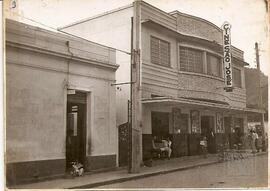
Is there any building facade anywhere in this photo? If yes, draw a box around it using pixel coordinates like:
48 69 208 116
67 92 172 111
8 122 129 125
60 1 264 164
6 19 118 185
245 68 268 135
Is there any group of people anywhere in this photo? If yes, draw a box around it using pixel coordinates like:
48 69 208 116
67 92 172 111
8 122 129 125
150 129 267 160
151 136 172 159
250 129 263 153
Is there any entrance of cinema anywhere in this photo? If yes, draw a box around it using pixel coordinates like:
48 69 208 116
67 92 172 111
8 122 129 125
151 111 169 138
201 116 216 153
66 91 87 170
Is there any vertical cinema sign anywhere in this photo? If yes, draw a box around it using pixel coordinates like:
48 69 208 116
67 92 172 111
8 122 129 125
222 22 233 92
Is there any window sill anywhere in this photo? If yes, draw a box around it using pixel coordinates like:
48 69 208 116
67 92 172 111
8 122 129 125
178 71 224 82
150 62 172 69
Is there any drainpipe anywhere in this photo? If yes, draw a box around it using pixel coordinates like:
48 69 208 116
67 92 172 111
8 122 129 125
65 41 74 89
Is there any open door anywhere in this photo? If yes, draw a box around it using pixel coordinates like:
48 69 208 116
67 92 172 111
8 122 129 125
151 111 170 138
66 91 87 170
201 116 216 153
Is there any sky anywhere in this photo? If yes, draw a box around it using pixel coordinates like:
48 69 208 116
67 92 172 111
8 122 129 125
5 0 269 75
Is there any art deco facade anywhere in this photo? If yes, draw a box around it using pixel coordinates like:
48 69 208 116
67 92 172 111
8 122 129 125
60 1 265 165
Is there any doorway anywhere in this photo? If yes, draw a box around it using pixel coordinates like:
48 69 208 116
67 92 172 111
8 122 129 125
201 116 216 153
151 111 170 138
66 91 87 170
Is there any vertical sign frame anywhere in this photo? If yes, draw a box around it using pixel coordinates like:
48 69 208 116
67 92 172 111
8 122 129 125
222 22 233 92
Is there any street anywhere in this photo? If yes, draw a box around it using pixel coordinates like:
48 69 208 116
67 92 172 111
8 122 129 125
97 154 268 188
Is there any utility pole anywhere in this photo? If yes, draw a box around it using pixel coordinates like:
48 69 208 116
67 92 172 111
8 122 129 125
255 42 265 140
130 0 142 173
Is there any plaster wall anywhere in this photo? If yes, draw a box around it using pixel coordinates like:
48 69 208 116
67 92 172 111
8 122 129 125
175 13 222 44
6 47 117 163
62 6 133 127
6 58 66 163
6 20 118 163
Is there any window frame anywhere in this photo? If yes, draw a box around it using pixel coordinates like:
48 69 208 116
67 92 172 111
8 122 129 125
178 44 224 79
179 46 204 74
206 53 222 77
150 36 171 67
232 67 242 88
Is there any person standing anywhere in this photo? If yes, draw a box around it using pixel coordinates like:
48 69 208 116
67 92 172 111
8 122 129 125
256 134 263 152
251 130 257 153
200 136 207 158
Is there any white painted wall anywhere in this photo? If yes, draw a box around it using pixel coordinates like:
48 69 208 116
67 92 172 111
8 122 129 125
6 20 118 163
62 6 133 127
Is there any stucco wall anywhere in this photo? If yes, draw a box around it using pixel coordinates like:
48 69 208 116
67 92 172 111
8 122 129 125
175 13 222 44
6 54 66 162
6 20 118 163
62 6 133 127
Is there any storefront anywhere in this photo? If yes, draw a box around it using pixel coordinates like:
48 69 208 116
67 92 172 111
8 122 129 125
141 98 249 159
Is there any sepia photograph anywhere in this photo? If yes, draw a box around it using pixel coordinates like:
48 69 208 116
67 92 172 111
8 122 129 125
3 0 269 190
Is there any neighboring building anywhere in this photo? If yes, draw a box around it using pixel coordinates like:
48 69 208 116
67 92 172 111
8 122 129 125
245 67 268 133
60 1 264 165
6 19 118 185
245 68 268 111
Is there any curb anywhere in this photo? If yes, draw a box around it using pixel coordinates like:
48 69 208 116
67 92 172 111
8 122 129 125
70 159 220 189
70 152 267 189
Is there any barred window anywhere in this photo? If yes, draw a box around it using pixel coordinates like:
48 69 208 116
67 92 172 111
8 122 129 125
233 67 242 87
207 54 222 77
179 47 203 73
151 36 170 67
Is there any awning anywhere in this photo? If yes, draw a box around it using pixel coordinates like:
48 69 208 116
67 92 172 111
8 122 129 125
142 97 265 114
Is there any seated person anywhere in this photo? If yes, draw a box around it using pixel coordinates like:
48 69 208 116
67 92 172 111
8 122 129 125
151 136 162 158
162 137 172 159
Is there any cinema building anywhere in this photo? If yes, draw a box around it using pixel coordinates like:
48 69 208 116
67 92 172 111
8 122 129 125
60 1 264 164
6 19 118 185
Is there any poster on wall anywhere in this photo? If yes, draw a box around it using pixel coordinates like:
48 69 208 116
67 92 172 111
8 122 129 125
172 108 181 134
191 110 200 133
216 113 224 133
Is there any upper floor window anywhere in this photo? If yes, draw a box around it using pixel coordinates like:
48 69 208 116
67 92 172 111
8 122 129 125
179 47 203 74
233 67 242 87
151 36 170 67
207 54 222 77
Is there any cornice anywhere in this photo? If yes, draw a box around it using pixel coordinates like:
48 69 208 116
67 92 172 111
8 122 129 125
6 41 119 71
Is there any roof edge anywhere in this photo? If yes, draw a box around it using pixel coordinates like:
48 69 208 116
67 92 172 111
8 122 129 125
58 3 133 30
170 10 223 33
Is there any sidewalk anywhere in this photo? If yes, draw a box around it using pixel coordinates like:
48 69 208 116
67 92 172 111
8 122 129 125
9 152 267 189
